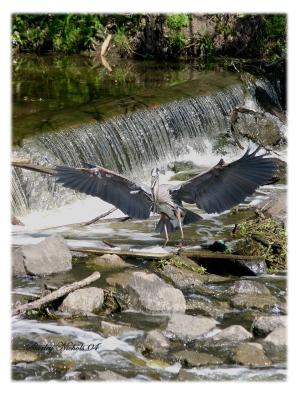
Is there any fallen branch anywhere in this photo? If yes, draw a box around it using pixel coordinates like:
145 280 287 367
179 249 264 261
12 271 101 316
101 34 112 57
68 246 264 262
12 160 55 175
69 246 176 260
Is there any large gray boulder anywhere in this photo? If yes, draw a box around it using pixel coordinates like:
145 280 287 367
163 314 216 341
211 325 253 342
12 235 72 276
107 271 186 313
252 315 287 336
263 326 287 349
229 280 271 296
59 287 104 315
232 343 272 366
230 293 279 311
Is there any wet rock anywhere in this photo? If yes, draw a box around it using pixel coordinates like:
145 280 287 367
11 216 24 226
74 369 128 380
252 315 287 336
232 343 272 366
156 263 206 290
229 280 271 296
107 271 186 313
137 330 170 356
59 287 104 315
167 160 199 173
234 259 267 276
172 350 223 367
169 169 203 181
12 247 26 276
271 159 287 184
211 325 253 342
177 369 199 381
12 350 39 363
91 254 130 269
186 297 231 318
230 293 279 311
13 235 72 276
233 109 283 146
257 191 287 225
263 326 286 350
100 320 138 337
164 314 216 341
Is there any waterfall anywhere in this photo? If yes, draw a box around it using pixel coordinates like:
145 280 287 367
12 81 276 216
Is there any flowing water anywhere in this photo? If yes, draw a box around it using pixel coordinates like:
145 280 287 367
11 55 287 381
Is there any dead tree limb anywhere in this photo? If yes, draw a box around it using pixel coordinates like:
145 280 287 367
12 160 55 175
12 271 101 316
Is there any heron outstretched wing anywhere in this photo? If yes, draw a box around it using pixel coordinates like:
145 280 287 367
54 165 153 219
170 147 277 214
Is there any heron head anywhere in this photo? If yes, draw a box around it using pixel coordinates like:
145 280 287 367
150 167 160 189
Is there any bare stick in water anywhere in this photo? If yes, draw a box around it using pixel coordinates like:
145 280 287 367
12 271 101 316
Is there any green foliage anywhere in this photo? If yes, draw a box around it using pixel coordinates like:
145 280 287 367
197 34 215 58
114 27 131 53
168 31 187 50
12 14 105 53
166 14 189 30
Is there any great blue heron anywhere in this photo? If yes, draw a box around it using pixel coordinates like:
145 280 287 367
54 147 276 244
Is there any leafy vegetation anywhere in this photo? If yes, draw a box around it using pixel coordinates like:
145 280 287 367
12 13 286 61
237 217 286 271
166 14 189 30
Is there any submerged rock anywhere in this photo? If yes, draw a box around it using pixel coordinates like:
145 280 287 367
211 325 253 342
252 315 287 336
172 350 223 367
232 343 272 366
230 293 279 311
167 160 199 173
100 320 138 337
12 350 39 364
163 314 216 341
59 287 104 315
186 297 231 318
229 280 271 296
169 169 203 181
13 235 72 276
107 271 186 313
74 369 128 380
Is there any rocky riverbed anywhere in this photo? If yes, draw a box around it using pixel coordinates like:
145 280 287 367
12 210 287 381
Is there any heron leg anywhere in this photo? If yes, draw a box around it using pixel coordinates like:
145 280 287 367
163 223 169 247
175 209 184 241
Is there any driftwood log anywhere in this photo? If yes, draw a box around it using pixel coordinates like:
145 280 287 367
12 271 101 316
69 245 264 262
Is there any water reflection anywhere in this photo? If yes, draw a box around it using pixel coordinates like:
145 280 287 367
12 54 241 143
